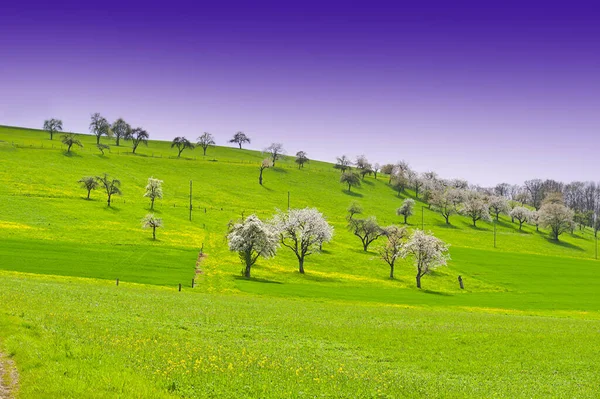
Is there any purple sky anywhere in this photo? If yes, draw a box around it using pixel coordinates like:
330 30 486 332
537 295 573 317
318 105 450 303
1 1 599 186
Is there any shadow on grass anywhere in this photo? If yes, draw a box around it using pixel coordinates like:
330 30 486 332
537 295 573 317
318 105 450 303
62 151 83 158
342 190 363 197
261 185 275 192
436 222 458 229
104 206 121 212
234 276 283 284
298 273 341 283
421 289 453 296
271 167 288 174
362 180 374 186
544 237 584 251
463 222 490 232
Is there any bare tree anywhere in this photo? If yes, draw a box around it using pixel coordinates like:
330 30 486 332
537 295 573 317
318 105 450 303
96 174 122 207
524 179 544 210
272 208 334 273
340 172 361 192
171 137 195 158
347 201 363 220
295 151 309 169
43 118 63 140
378 225 408 279
111 118 131 146
348 216 384 251
128 128 149 154
372 163 381 180
196 132 215 155
96 143 110 155
494 183 511 198
334 155 352 173
401 230 450 289
259 159 270 185
61 133 83 153
78 176 98 199
89 113 110 144
142 214 163 240
265 143 286 166
229 131 251 149
227 215 279 278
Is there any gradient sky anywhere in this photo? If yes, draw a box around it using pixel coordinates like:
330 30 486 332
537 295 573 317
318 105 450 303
1 1 599 186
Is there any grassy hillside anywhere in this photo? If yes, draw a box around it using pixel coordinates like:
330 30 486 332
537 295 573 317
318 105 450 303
1 125 599 398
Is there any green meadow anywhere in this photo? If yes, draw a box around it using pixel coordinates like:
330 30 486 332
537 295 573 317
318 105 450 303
1 125 599 398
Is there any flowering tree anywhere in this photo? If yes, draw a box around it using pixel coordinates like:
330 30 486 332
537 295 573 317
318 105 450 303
539 203 574 241
396 198 415 224
144 177 163 210
429 188 462 225
402 230 450 288
461 194 492 227
529 210 540 232
142 214 163 240
227 215 279 278
272 208 333 273
488 196 510 221
510 206 531 230
378 225 408 279
264 143 286 166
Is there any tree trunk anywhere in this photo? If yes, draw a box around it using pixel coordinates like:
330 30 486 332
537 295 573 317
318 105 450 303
348 183 351 192
298 258 305 274
389 264 394 279
363 242 369 251
67 144 72 153
473 219 477 227
96 135 100 144
238 143 242 149
150 198 155 210
178 148 183 158
404 214 408 224
445 215 450 225
203 147 207 155
259 169 263 185
87 190 91 199
416 273 422 288
519 221 523 230
152 226 156 240
116 136 120 146
107 194 111 207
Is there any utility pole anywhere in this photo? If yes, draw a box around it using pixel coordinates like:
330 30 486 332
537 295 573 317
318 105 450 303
189 180 192 222
287 191 290 210
494 220 497 248
421 206 425 230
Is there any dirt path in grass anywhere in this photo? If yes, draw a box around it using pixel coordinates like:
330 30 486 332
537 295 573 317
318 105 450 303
0 351 18 399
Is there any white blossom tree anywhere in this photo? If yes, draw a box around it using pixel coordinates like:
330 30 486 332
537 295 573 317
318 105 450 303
142 214 163 240
510 206 531 230
272 208 334 274
429 188 462 225
401 230 450 289
264 143 286 166
378 225 408 279
488 196 510 221
396 198 415 224
462 194 492 227
539 203 574 241
227 215 279 278
529 210 540 232
144 177 163 210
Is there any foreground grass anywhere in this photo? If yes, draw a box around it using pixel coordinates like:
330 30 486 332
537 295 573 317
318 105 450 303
1 271 599 398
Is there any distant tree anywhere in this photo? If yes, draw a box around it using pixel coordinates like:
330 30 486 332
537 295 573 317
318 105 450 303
272 208 334 274
295 151 309 169
340 172 361 193
391 174 408 196
429 189 462 225
265 143 286 166
96 173 122 207
380 163 395 181
171 137 195 158
510 207 531 230
334 155 352 173
144 177 163 210
347 201 363 220
524 179 544 210
372 163 381 180
488 196 510 221
111 118 131 146
348 216 384 251
196 132 215 155
227 215 279 278
89 113 110 144
378 225 408 279
229 131 251 149
574 210 593 231
355 155 372 179
258 159 270 185
43 118 62 140
61 133 83 153
494 183 511 198
401 229 450 289
462 194 492 227
450 179 469 190
141 214 163 240
96 143 110 155
542 192 565 206
78 176 99 199
128 128 149 154
594 217 600 238
539 203 574 241
407 170 424 199
529 210 540 232
397 198 415 224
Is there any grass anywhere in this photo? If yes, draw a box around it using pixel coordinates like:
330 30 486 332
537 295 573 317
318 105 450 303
1 125 599 397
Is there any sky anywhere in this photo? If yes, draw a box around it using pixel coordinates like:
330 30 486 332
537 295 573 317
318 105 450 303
1 0 599 186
